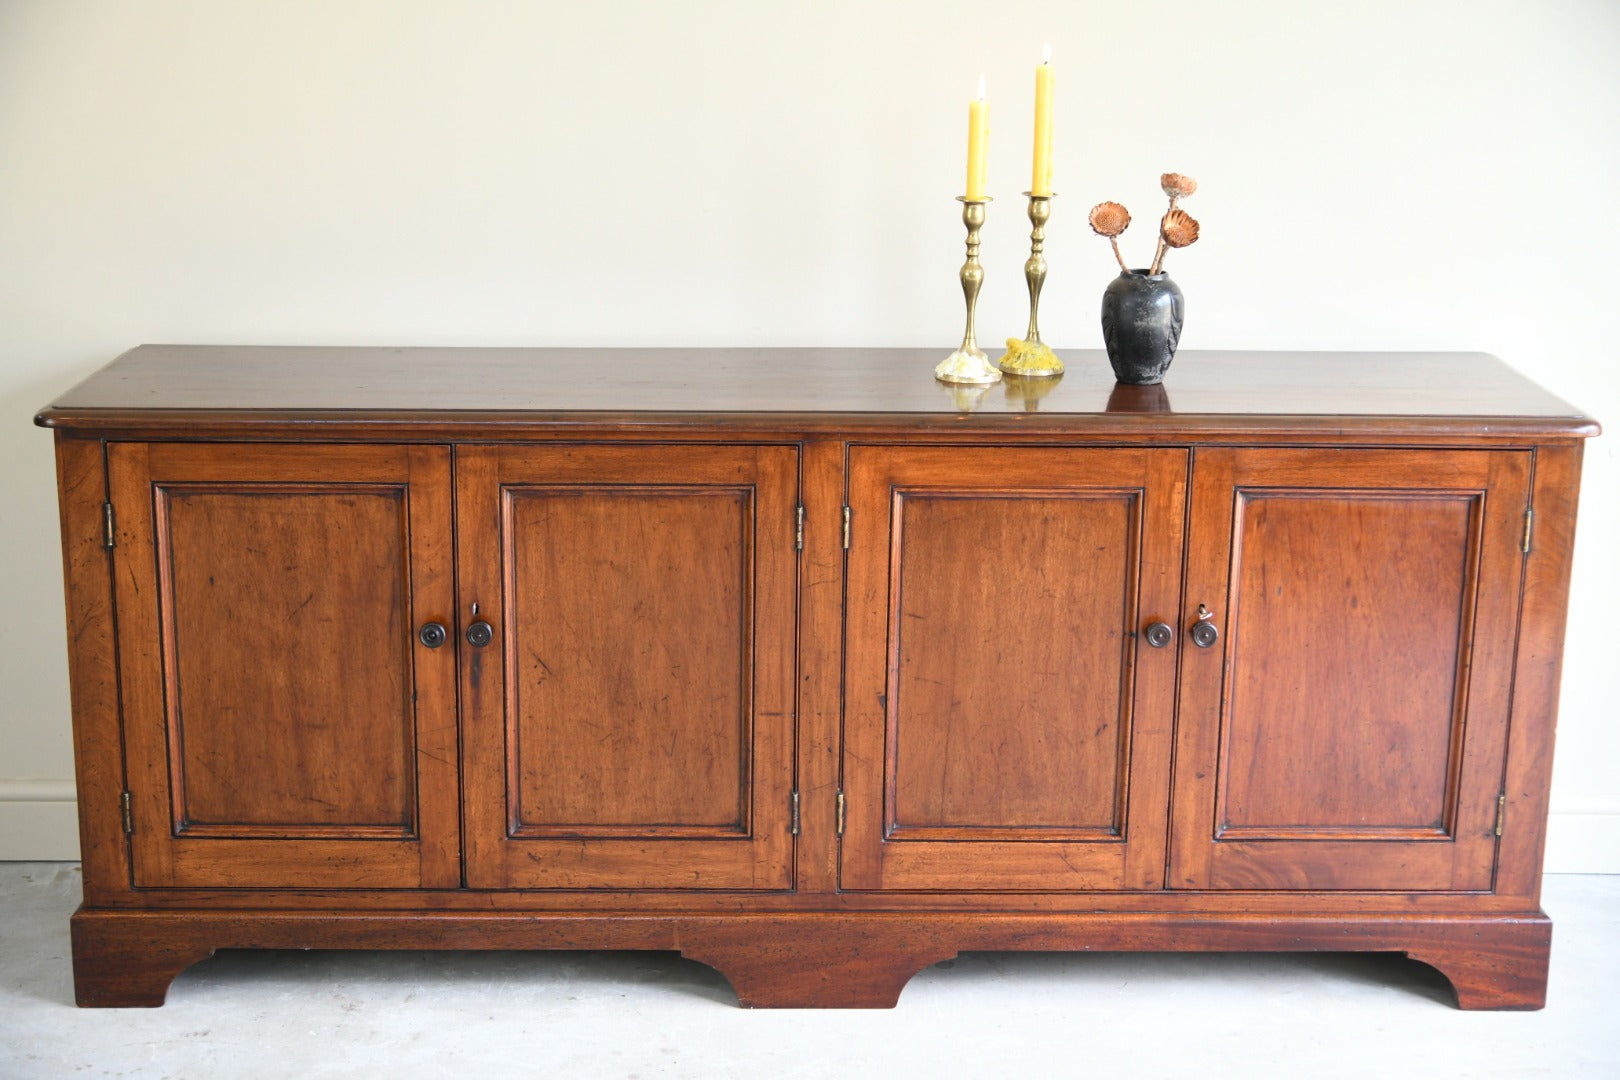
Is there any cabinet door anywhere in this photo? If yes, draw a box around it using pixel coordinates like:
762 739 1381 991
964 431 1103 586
109 444 459 889
1169 448 1531 890
841 447 1188 891
458 445 797 890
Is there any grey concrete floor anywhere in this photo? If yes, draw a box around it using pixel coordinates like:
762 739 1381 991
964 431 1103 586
1 864 1616 1079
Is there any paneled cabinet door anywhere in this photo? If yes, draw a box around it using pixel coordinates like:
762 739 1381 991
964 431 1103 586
841 447 1188 891
457 445 798 890
108 443 460 889
1169 448 1532 890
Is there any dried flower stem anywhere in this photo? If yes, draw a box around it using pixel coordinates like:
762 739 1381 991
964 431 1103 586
1109 237 1128 272
1148 195 1179 275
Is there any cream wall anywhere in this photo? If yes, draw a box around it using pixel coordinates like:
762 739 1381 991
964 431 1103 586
1 0 1615 869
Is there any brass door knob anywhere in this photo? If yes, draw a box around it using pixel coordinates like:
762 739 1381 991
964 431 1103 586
465 620 494 648
1143 621 1174 648
1190 605 1220 649
417 622 447 649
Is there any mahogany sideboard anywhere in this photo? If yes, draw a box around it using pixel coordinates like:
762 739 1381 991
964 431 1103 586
37 346 1597 1009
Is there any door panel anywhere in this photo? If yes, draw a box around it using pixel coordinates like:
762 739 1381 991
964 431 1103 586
1170 448 1531 890
890 494 1134 838
1219 492 1475 838
506 486 749 836
163 487 414 834
110 443 459 889
458 444 797 889
841 447 1187 891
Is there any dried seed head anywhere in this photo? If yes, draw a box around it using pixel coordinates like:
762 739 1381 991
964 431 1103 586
1089 201 1131 238
1162 208 1200 248
1161 173 1198 199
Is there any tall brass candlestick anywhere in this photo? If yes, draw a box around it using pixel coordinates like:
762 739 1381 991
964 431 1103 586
935 196 1002 385
997 193 1064 377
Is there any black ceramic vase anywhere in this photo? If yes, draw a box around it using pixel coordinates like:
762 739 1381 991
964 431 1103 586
1100 269 1184 385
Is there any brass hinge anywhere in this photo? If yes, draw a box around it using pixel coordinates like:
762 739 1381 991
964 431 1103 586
790 791 801 835
841 506 851 550
795 505 805 551
1521 508 1534 554
102 502 116 550
120 791 133 835
1495 793 1506 838
835 790 846 836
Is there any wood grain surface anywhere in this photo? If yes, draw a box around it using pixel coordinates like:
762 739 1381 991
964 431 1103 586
160 485 414 832
506 485 749 832
36 346 1596 440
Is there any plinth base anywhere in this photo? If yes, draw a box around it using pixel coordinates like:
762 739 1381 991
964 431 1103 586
71 905 1552 1011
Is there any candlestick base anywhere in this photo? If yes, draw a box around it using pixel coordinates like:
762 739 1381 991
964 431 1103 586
935 346 1002 385
996 338 1064 377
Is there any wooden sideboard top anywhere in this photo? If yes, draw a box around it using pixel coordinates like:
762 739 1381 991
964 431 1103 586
36 345 1598 439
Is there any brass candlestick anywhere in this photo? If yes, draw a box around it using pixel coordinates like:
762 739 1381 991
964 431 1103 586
935 196 1002 385
997 193 1064 377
